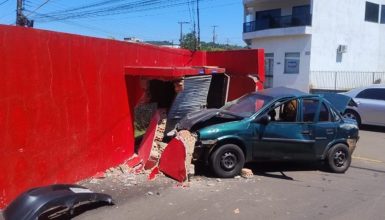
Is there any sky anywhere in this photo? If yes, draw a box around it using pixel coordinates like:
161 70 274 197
0 0 246 46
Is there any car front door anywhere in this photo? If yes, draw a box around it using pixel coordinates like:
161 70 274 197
253 98 316 160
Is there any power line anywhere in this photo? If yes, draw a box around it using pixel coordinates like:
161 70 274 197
32 0 211 22
25 0 51 17
0 0 9 6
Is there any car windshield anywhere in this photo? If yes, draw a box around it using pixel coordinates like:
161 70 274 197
221 93 273 117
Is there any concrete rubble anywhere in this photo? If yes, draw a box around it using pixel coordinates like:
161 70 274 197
241 168 254 178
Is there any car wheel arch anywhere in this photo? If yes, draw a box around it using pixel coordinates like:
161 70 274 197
322 140 350 159
208 137 247 162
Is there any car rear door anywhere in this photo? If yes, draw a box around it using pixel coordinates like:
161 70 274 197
312 100 339 158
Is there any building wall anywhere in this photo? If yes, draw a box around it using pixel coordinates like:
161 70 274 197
0 25 205 208
245 0 385 91
310 0 385 72
251 35 311 92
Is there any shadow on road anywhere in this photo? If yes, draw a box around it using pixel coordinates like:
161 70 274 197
245 161 324 180
360 125 385 133
351 165 385 174
194 161 325 181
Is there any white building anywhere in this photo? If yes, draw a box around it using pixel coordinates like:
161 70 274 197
243 0 385 92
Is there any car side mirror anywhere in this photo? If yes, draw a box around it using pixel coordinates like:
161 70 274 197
254 114 271 125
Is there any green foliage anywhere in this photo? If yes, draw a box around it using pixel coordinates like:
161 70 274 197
146 40 175 46
180 32 245 51
180 32 198 50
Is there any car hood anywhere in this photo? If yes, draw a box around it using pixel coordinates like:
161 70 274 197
177 109 243 131
322 93 353 113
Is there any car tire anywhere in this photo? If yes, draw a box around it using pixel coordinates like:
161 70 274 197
343 109 361 127
209 144 245 178
327 144 351 173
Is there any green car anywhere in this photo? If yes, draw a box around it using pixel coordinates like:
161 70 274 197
177 87 359 178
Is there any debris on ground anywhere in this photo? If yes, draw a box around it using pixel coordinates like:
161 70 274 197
241 168 254 179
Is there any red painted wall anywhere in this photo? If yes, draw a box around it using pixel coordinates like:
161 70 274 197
0 25 264 208
207 50 265 100
0 25 206 208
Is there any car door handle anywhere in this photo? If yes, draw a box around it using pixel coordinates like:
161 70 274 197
326 129 334 134
302 130 311 135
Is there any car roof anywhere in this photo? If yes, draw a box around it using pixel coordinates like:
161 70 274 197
343 84 385 97
255 87 309 99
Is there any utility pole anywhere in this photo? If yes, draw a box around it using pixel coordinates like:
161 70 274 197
212 25 218 44
178 21 189 45
16 0 33 27
197 0 201 50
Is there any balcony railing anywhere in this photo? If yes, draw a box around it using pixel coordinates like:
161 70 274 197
243 14 312 33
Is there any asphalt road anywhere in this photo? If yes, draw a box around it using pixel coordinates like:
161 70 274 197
73 126 385 220
2 127 385 220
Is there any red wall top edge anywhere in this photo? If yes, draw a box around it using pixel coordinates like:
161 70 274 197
206 49 265 81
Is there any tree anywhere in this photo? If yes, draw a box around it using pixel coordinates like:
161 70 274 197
180 32 245 51
180 32 197 50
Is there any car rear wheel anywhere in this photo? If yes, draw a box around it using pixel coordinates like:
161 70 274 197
343 109 361 127
327 144 351 173
210 144 245 178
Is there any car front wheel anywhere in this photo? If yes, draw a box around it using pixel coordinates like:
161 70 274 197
210 144 245 178
327 144 352 173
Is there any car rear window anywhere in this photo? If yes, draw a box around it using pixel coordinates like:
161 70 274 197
356 88 385 101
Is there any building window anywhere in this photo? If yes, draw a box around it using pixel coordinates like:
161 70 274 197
292 5 312 26
264 53 274 88
365 2 379 23
255 9 281 30
381 5 385 24
284 52 300 74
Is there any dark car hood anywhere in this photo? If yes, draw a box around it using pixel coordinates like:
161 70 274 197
177 109 243 131
322 93 353 113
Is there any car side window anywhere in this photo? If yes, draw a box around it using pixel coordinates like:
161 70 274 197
268 99 298 122
329 106 341 122
302 99 319 122
356 88 385 101
319 103 331 122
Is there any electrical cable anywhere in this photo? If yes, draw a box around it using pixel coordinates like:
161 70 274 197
25 0 51 16
32 0 203 22
0 0 9 6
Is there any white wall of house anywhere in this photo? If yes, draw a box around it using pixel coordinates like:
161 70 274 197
251 35 311 92
244 0 385 91
310 0 385 72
